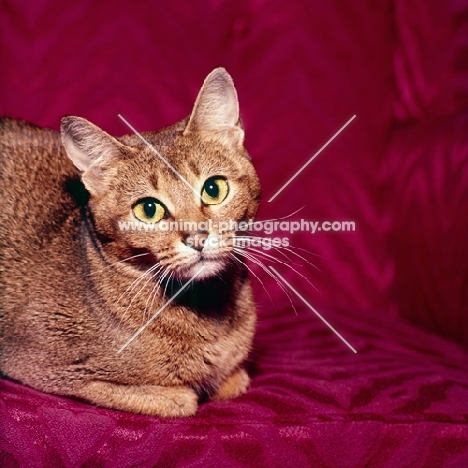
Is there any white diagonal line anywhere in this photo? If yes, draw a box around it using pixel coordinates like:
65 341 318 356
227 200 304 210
269 266 357 353
117 266 206 354
268 115 356 202
118 114 202 200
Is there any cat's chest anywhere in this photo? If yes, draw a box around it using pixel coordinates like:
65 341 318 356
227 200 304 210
116 306 254 386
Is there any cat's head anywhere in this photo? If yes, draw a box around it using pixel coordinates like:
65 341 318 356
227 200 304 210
61 68 261 280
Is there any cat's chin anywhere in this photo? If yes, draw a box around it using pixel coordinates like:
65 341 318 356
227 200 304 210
176 258 226 280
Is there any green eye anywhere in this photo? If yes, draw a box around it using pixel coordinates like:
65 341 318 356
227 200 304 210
133 198 165 223
201 177 229 205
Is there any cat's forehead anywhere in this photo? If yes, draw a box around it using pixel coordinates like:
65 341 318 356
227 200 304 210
110 129 256 209
119 129 245 179
118 125 178 152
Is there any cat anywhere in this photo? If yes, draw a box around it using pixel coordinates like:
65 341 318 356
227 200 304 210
0 68 261 417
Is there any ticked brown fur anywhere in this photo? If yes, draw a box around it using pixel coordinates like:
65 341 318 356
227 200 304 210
0 68 261 417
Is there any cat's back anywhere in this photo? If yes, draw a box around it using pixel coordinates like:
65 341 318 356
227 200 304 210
0 117 76 193
0 118 81 255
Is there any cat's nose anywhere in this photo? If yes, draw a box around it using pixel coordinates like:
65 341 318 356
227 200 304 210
183 231 209 251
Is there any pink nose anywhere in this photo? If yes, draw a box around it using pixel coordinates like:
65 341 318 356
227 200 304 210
183 232 209 251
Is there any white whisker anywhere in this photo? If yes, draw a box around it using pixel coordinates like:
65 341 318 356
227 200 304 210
233 247 297 314
254 206 305 224
117 266 206 354
142 268 167 325
276 246 321 271
118 264 163 326
236 243 320 294
229 253 274 305
87 252 150 276
162 271 174 299
116 262 161 306
270 267 357 354
235 235 321 272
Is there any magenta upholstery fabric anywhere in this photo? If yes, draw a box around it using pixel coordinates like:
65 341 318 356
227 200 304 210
394 0 468 122
1 1 467 466
387 112 468 346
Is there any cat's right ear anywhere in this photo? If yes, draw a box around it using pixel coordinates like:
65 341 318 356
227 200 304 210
61 116 124 196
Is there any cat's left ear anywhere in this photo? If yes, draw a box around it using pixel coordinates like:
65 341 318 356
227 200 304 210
184 68 244 148
61 116 125 196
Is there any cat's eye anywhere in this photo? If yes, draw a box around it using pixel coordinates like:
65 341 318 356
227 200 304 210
201 177 229 205
133 198 165 223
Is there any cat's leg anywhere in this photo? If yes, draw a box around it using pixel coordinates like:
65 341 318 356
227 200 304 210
211 367 250 401
76 381 198 417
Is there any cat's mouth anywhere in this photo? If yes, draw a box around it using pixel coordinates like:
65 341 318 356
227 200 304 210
124 247 230 281
176 254 229 280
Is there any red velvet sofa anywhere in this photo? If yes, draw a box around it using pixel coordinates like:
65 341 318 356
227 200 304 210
1 1 468 466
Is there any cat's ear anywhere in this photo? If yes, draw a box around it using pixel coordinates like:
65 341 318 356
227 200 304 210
61 116 124 196
184 68 244 147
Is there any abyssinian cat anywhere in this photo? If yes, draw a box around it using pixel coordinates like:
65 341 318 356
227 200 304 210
0 68 261 417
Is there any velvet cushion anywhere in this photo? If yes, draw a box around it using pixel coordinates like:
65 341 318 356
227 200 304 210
386 112 468 346
1 306 468 467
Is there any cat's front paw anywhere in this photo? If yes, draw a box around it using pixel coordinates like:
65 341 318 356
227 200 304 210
77 381 199 417
156 386 199 417
211 368 250 401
